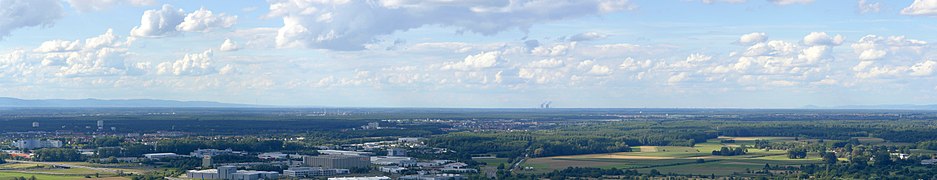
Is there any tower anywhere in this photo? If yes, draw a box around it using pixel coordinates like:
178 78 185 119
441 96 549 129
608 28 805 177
97 120 104 130
202 155 213 168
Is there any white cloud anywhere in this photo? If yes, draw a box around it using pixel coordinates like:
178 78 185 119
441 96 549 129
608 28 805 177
131 4 236 37
265 0 635 50
527 58 565 68
34 40 81 53
67 0 156 12
0 0 63 40
176 8 237 32
567 32 609 42
803 32 844 46
686 53 712 63
910 60 937 76
858 0 881 13
130 4 185 37
28 29 141 77
768 0 814 5
586 64 612 75
667 72 688 84
219 39 240 52
738 32 767 45
442 51 502 70
157 49 218 76
902 0 937 16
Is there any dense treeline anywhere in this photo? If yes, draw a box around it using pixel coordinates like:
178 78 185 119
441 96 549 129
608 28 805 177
33 148 83 162
711 146 747 156
155 138 298 154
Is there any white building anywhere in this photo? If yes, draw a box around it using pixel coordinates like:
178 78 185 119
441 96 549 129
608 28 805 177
12 139 63 149
283 167 350 177
378 166 407 173
328 176 391 180
186 166 279 180
318 150 374 156
257 152 288 160
143 153 180 159
399 174 465 180
370 156 417 167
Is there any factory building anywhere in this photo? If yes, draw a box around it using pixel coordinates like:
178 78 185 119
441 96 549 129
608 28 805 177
370 156 417 167
186 166 279 180
303 155 370 169
282 167 350 177
191 149 246 158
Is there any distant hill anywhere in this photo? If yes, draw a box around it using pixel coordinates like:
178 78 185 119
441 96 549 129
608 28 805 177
805 104 937 110
0 97 259 108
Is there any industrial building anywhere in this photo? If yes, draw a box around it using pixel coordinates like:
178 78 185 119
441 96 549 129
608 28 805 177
304 155 370 169
191 149 246 158
328 176 391 180
282 167 350 177
186 166 279 180
370 156 416 167
387 148 407 156
143 153 180 159
399 174 465 180
318 150 374 156
12 139 63 149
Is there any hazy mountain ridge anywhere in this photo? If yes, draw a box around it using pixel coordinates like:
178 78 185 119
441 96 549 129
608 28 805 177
0 97 257 108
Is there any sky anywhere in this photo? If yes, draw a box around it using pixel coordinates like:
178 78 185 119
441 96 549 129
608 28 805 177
1 0 937 108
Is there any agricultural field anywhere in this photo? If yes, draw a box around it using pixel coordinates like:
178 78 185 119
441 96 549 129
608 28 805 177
0 162 130 180
520 137 824 175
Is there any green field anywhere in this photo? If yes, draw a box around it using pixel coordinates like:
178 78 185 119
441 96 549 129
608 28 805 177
0 172 98 180
520 137 824 175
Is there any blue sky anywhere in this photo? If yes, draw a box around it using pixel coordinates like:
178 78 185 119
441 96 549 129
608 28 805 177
1 0 937 108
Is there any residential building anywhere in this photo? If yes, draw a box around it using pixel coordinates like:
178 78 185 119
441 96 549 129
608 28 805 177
12 139 63 149
923 158 937 165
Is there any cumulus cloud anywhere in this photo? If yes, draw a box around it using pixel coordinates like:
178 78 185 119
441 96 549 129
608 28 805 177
567 32 609 42
265 0 636 50
67 0 156 12
768 0 814 5
219 39 240 52
442 51 502 70
176 8 237 32
0 0 64 40
34 40 81 53
802 32 844 46
22 29 141 77
738 32 767 45
131 4 236 37
157 49 218 76
902 0 937 16
858 0 881 13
